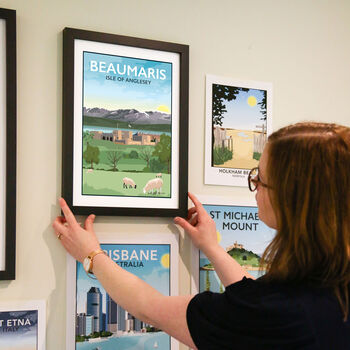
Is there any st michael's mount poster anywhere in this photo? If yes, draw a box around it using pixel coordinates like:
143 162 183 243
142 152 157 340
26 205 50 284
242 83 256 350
82 51 172 199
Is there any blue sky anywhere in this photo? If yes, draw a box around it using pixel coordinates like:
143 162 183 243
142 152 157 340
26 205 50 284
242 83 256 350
83 51 172 112
219 87 266 130
76 244 170 314
201 204 275 257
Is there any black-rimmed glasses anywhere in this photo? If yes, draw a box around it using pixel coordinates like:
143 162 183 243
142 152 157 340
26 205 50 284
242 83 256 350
248 167 270 192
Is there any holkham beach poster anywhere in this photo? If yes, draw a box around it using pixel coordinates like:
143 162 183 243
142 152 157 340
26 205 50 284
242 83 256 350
205 75 272 187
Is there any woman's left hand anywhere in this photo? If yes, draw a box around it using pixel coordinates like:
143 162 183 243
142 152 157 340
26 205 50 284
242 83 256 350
52 198 101 262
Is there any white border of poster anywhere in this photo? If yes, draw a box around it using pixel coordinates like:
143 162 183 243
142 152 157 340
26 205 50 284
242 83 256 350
204 75 273 187
66 232 179 350
191 195 275 294
73 39 180 209
0 300 46 350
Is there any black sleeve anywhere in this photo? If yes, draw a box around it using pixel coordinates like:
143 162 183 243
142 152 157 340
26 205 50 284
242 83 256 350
186 277 258 350
186 277 316 350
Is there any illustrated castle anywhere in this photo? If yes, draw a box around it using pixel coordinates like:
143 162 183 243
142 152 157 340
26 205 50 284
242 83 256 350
225 241 244 251
91 129 161 146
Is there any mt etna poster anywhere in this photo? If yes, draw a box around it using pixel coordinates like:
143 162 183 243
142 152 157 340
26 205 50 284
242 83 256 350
0 300 46 350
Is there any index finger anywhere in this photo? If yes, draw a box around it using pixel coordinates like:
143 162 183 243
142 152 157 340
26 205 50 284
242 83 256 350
188 192 206 214
59 198 78 226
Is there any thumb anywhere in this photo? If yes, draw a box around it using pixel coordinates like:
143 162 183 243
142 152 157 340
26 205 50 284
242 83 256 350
85 214 96 232
174 217 196 236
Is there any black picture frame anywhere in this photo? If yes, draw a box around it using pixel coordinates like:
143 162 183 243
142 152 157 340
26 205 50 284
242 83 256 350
0 8 16 280
62 28 188 217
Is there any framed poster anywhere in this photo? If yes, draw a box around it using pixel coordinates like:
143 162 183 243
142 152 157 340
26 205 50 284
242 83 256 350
0 300 46 350
205 75 272 187
62 28 189 217
0 8 16 280
191 195 276 294
66 233 179 350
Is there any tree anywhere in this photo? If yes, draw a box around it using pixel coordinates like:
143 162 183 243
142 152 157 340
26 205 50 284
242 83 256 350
83 143 100 169
212 84 249 126
83 130 93 143
107 150 123 171
139 147 153 169
152 134 171 173
129 150 138 159
205 270 211 291
258 90 267 120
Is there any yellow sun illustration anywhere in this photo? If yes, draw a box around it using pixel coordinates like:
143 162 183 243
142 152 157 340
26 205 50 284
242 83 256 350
216 231 222 243
156 105 171 113
247 96 257 107
161 253 170 268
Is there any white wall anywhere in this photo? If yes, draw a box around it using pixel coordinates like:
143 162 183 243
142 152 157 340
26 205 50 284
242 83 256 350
0 0 350 348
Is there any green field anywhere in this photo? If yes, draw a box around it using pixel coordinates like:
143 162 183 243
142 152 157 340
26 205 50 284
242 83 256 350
83 169 170 197
82 136 170 197
203 247 261 269
83 139 159 171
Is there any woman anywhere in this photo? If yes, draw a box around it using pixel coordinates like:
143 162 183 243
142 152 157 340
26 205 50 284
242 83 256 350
53 122 350 349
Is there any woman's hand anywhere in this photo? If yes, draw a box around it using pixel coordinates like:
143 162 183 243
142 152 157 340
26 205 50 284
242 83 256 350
52 198 101 262
174 192 219 255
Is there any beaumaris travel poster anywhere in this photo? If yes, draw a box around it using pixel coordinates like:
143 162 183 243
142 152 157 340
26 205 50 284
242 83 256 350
81 51 173 199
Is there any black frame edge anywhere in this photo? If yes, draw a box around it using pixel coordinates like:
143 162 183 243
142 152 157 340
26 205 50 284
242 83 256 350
0 7 16 280
62 27 189 217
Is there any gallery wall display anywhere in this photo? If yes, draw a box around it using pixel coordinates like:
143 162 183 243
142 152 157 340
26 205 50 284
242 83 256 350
0 300 46 350
205 75 272 187
62 28 189 216
66 233 179 350
191 195 276 294
0 8 16 280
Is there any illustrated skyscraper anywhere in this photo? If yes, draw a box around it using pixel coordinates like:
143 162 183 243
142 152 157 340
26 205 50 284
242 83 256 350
87 287 103 332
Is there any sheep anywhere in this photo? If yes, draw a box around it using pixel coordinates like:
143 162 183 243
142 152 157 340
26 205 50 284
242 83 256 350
143 178 163 195
156 173 162 178
123 177 137 189
87 169 93 173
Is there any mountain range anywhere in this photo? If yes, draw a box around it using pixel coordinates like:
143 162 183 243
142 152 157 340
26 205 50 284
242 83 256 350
83 107 171 125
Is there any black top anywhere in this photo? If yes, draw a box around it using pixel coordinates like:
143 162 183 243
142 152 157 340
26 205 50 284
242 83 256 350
187 277 350 350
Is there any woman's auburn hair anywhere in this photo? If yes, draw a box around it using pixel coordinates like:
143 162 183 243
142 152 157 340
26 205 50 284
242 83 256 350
260 122 350 320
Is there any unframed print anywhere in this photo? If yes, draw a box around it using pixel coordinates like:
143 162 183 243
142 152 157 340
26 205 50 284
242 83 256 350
67 234 179 350
205 75 273 187
0 300 46 350
191 196 276 294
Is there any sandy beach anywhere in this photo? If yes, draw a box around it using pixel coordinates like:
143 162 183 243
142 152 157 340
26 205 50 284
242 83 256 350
214 129 262 169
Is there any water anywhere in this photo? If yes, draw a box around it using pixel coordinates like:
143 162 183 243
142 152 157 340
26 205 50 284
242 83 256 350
76 332 169 350
199 258 265 292
83 125 171 136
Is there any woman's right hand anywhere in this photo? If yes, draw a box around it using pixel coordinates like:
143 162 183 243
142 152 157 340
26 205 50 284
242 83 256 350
52 198 101 263
174 192 219 255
